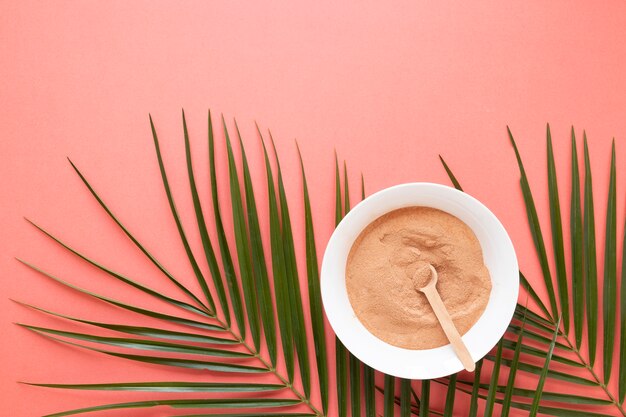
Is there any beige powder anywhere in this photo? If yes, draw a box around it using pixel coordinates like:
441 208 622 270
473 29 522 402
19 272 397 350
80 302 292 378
346 206 492 350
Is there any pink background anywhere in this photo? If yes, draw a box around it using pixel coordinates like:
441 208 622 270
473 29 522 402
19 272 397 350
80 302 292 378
2 1 626 416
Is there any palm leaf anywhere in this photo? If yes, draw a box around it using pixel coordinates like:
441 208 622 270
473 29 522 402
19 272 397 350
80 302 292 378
25 381 284 392
21 115 626 417
400 379 411 417
178 414 315 417
438 155 463 191
519 272 552 320
24 220 210 318
376 385 429 417
359 171 374 417
384 375 395 417
487 384 611 406
66 157 210 313
456 380 612 407
334 153 348 417
440 155 552 318
261 135 295 382
343 161 350 211
20 324 251 358
177 414 315 417
484 354 595 385
617 213 626 404
43 398 301 417
207 111 246 336
223 118 261 351
35 332 267 373
150 115 216 313
270 133 311 397
183 110 231 326
236 121 278 367
15 301 237 344
342 161 362 417
360 173 365 199
508 126 558 319
484 338 503 417
420 380 430 417
570 128 584 347
298 144 329 414
602 140 617 383
18 260 224 331
443 374 456 417
501 338 582 368
363 364 376 417
468 359 483 417
335 152 343 225
450 381 615 417
506 324 571 351
529 316 562 416
513 304 554 332
441 139 625 415
501 311 526 417
349 354 361 417
583 133 599 366
547 125 569 329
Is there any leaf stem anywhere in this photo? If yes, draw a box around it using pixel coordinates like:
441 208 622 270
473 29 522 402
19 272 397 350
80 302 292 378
559 326 626 416
215 317 325 417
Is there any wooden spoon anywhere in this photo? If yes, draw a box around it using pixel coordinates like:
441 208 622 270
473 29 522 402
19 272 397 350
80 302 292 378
412 263 476 372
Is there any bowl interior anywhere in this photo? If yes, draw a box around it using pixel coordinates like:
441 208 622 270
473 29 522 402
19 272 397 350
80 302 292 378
320 183 518 379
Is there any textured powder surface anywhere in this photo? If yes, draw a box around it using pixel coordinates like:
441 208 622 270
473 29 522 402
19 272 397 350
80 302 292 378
346 206 492 350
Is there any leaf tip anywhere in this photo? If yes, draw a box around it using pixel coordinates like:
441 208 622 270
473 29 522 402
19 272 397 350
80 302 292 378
295 140 303 161
507 126 516 143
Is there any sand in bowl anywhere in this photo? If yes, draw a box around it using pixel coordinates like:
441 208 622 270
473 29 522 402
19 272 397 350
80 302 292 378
345 206 492 350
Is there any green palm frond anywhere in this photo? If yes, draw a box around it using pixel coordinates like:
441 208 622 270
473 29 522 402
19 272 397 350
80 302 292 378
508 126 558 320
441 126 625 417
17 113 624 417
617 210 626 405
602 140 617 383
384 375 396 417
334 153 349 417
151 115 216 313
298 143 329 414
223 117 262 352
237 121 278 367
583 133 600 366
570 128 584 348
272 132 313 399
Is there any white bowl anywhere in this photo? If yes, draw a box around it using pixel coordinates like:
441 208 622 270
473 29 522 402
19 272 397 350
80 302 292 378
320 183 518 379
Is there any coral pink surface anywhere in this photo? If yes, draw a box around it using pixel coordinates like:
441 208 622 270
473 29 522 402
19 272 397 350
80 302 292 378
1 1 625 416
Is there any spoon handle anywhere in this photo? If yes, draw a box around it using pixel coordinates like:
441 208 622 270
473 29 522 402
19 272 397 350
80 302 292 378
422 286 476 372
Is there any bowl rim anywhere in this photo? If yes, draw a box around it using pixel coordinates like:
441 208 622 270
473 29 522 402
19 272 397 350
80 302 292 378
320 182 518 379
